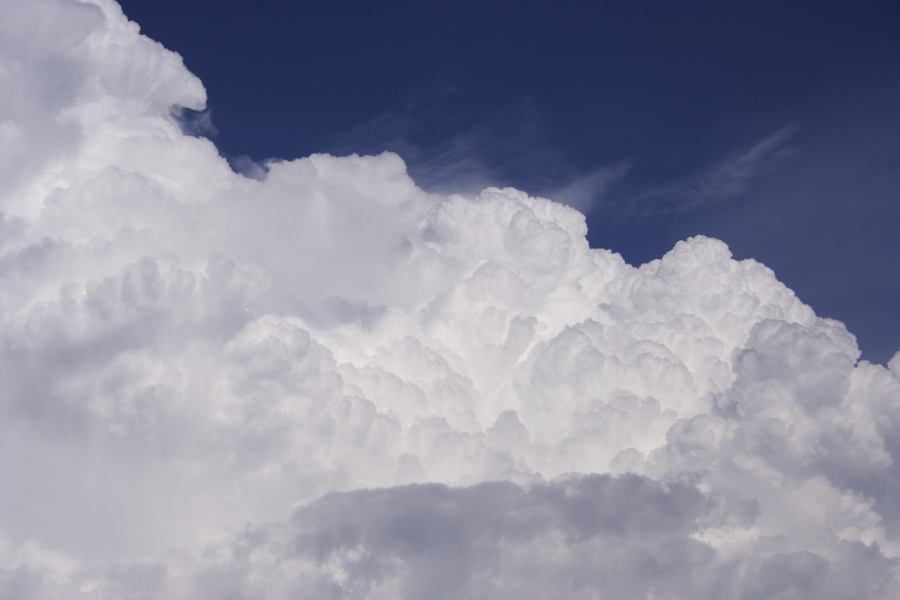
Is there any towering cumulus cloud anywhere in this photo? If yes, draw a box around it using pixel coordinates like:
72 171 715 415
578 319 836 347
1 1 899 598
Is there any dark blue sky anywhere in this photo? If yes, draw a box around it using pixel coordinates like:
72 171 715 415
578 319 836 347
119 0 899 363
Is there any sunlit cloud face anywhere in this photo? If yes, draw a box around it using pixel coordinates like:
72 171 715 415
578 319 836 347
1 1 899 598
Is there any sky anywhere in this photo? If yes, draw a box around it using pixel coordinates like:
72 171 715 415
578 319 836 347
2 1 900 598
118 0 900 363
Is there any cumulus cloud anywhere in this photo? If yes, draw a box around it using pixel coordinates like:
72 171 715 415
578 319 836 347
9 475 898 600
0 1 898 598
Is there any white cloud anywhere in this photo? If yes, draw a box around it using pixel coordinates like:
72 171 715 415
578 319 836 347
0 0 898 597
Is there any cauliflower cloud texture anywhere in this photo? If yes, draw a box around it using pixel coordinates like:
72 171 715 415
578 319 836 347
1 1 899 598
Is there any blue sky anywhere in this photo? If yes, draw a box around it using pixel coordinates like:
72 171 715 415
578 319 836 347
120 0 899 362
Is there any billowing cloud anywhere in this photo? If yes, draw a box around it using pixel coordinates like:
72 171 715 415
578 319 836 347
1 1 898 598
8 475 898 599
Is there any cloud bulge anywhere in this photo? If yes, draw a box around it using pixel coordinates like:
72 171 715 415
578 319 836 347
0 0 899 598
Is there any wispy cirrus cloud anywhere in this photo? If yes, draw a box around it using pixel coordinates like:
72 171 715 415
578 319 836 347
325 81 574 194
627 124 799 216
532 125 798 218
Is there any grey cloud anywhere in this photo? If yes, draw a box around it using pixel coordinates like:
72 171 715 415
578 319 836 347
5 475 898 599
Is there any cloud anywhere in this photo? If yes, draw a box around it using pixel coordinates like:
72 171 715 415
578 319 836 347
546 161 632 213
531 125 798 220
0 1 898 598
4 475 898 599
591 125 799 219
326 83 572 196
